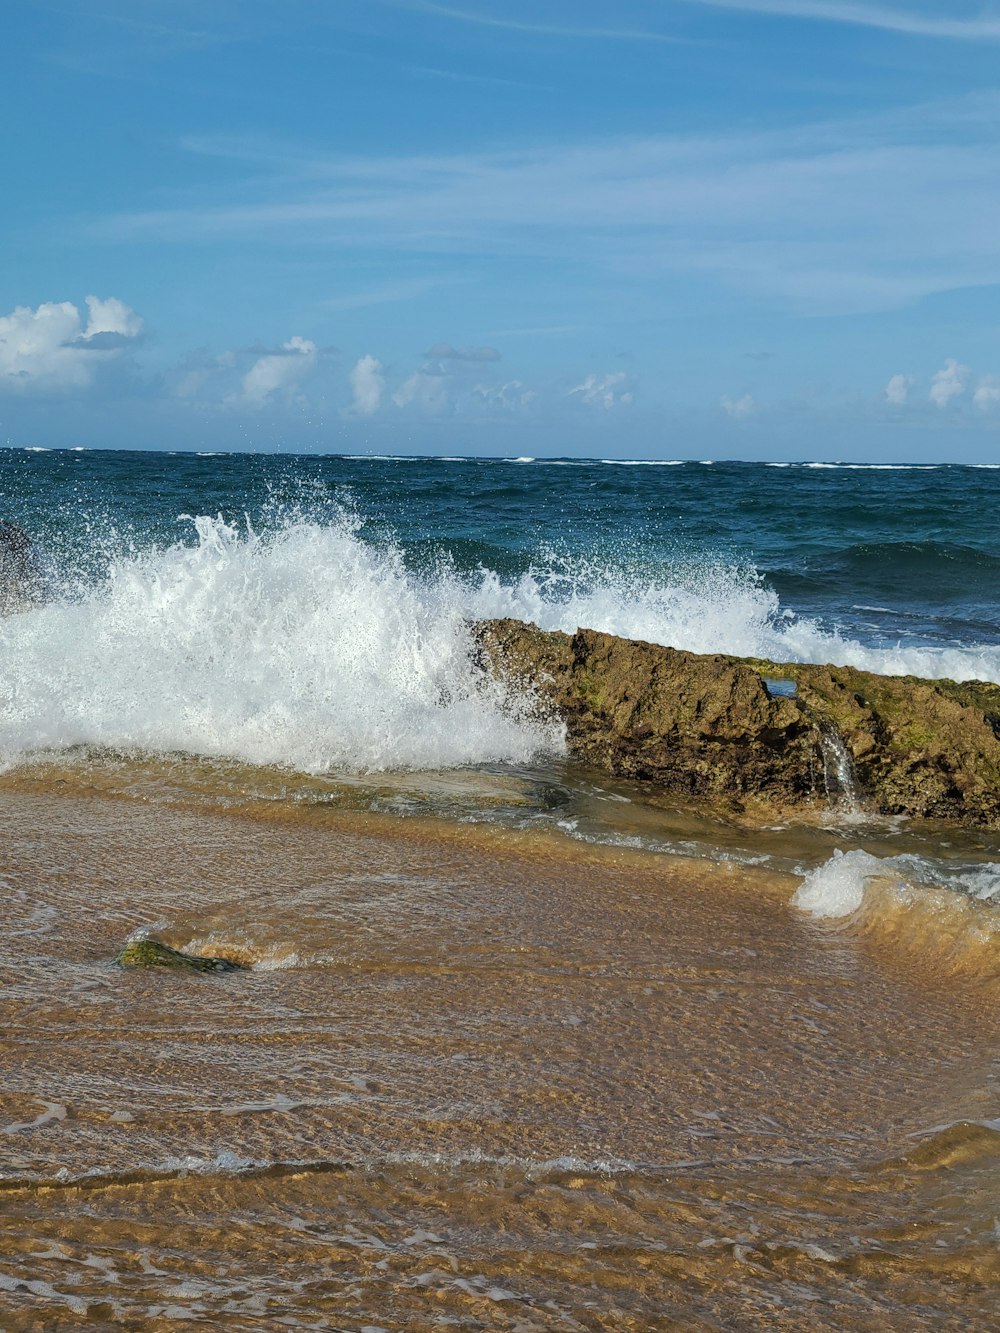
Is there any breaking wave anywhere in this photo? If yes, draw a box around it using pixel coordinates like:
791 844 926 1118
793 849 1000 985
462 555 1000 683
0 513 560 773
2 507 999 775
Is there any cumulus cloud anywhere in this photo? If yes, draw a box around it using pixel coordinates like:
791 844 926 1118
974 376 1000 411
233 335 317 407
721 393 756 419
349 354 385 415
929 358 969 408
393 370 451 413
81 295 144 342
0 296 143 392
884 373 913 405
423 343 501 363
473 380 535 411
568 372 633 409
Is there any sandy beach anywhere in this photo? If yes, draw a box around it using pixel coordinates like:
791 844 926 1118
1 776 997 1328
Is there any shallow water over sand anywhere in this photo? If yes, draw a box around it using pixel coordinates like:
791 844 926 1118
2 784 998 1328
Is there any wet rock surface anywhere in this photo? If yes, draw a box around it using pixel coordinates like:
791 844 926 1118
115 939 245 974
473 618 1000 827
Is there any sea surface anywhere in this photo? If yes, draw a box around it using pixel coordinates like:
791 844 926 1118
1 447 999 1329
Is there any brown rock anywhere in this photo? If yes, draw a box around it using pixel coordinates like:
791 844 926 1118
472 619 1000 827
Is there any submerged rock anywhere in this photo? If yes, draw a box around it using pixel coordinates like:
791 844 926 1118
115 939 245 974
472 618 1000 828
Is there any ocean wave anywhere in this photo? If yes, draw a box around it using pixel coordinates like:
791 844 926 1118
794 849 1000 918
462 555 1000 683
767 462 942 471
0 513 561 773
793 849 1000 983
3 509 1000 775
766 542 1000 623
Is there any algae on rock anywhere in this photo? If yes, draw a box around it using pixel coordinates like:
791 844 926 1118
115 939 245 974
472 618 1000 828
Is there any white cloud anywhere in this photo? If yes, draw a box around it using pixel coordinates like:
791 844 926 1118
680 2 1000 41
721 393 756 419
349 354 385 415
233 335 317 407
105 94 1000 317
568 372 633 409
929 358 969 408
82 295 144 341
974 375 1000 411
393 370 451 413
884 373 913 405
0 296 143 392
473 380 535 410
386 2 679 41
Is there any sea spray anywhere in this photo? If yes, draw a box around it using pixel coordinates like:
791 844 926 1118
464 554 1000 684
793 849 887 918
4 497 1000 777
0 513 562 773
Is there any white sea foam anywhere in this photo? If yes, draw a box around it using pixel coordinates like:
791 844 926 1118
792 850 887 918
0 514 561 773
463 558 1000 684
3 511 999 774
766 462 947 470
793 849 1000 920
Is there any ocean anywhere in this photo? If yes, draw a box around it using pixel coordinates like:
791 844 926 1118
1 447 999 1329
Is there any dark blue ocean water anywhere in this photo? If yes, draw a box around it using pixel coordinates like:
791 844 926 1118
2 448 998 664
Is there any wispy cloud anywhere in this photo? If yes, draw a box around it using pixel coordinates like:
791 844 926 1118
878 361 1000 413
486 324 584 338
974 376 1000 410
680 1 1000 41
322 277 451 311
385 0 681 41
721 392 756 419
884 373 912 405
96 93 1000 317
568 372 634 409
424 342 501 362
929 358 969 408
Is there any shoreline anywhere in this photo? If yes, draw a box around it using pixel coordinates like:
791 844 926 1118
2 783 998 1328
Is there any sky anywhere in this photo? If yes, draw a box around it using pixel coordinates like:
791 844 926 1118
2 0 1000 460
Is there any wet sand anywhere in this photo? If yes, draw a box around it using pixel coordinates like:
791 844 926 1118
1 786 999 1329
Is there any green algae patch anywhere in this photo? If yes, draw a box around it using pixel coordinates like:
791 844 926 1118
473 619 1000 829
115 939 246 974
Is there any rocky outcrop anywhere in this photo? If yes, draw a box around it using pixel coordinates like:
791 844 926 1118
473 619 1000 827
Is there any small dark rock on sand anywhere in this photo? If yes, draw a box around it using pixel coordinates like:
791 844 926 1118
115 939 245 973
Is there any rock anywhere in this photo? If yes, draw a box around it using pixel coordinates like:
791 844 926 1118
115 939 245 973
472 618 1000 828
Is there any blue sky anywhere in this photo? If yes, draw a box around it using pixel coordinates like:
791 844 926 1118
2 0 1000 459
